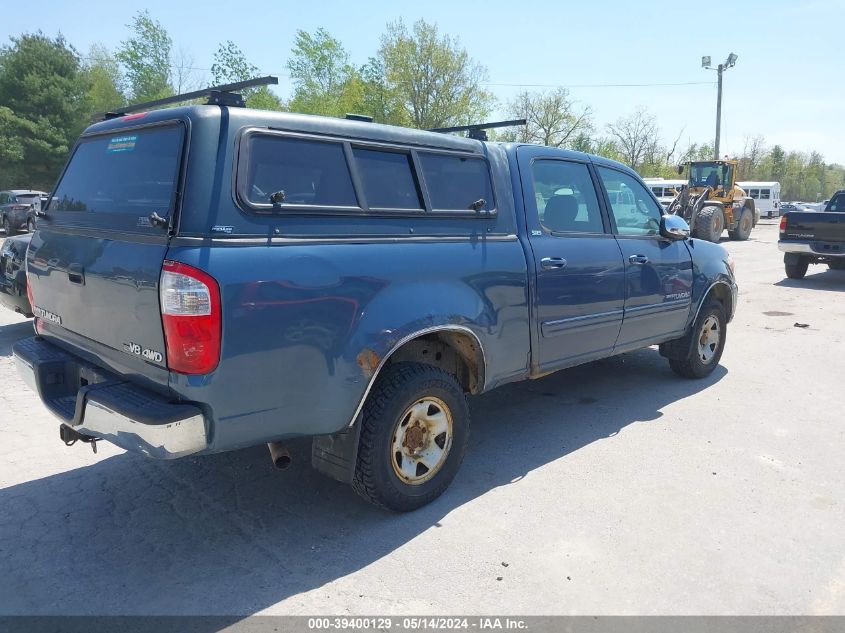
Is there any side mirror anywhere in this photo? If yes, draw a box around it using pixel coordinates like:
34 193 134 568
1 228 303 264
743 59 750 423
677 164 684 175
660 214 690 240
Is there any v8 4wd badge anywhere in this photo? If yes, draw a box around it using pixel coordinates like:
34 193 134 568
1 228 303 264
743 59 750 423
123 341 164 364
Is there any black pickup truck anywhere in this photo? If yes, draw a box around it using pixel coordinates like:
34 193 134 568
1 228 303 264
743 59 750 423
779 190 845 279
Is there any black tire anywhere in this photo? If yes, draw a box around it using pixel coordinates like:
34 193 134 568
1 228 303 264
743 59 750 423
728 207 753 241
2 217 10 235
667 300 727 379
352 362 470 512
828 260 845 271
785 257 809 279
693 206 724 243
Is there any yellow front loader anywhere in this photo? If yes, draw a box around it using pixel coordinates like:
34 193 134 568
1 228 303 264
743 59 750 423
667 159 757 243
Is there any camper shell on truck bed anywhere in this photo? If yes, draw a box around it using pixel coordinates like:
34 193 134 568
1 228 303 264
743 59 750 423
16 98 737 511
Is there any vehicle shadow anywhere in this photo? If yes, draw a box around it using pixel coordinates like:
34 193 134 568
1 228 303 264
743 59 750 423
0 319 32 357
0 348 725 617
774 268 845 292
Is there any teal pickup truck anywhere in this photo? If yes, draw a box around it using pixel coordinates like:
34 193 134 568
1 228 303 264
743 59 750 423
14 82 737 511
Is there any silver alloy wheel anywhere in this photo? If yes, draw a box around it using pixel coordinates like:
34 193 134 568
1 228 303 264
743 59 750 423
698 315 721 364
391 397 453 485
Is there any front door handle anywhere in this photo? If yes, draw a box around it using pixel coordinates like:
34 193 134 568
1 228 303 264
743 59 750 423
540 257 567 270
628 255 649 265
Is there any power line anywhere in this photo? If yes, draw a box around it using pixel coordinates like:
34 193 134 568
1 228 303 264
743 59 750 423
484 81 716 88
78 56 714 90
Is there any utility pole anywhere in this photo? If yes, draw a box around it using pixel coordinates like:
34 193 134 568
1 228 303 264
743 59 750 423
714 64 723 160
702 53 737 160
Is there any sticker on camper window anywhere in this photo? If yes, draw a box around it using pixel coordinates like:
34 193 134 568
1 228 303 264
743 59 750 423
107 135 138 153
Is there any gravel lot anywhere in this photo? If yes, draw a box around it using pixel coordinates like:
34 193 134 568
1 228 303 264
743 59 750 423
0 220 843 616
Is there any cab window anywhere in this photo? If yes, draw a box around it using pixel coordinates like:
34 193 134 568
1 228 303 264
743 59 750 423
828 194 845 212
530 160 604 234
597 167 662 236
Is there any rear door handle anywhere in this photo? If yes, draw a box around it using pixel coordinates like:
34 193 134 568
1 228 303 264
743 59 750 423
628 255 649 265
540 257 567 270
67 263 84 285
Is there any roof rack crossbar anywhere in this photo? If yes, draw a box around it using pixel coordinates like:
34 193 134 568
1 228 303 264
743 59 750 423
428 118 527 141
96 75 279 121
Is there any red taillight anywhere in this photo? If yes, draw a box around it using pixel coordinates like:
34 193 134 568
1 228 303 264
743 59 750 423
779 215 788 232
159 260 221 374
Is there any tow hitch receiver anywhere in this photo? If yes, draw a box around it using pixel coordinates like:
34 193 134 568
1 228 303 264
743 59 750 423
60 424 99 454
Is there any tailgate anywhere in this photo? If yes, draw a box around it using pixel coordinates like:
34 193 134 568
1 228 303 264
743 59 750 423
782 212 845 242
26 122 185 377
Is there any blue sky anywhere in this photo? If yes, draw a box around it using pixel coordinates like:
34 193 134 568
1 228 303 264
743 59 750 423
3 0 844 163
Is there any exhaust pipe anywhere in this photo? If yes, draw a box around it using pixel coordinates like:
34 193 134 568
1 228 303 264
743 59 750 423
267 441 291 470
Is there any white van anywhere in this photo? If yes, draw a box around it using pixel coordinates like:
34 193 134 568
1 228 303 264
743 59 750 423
737 181 781 218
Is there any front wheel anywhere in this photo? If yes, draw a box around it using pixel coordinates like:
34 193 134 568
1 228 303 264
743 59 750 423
352 362 470 512
667 300 727 379
2 217 10 235
26 218 35 232
693 206 724 243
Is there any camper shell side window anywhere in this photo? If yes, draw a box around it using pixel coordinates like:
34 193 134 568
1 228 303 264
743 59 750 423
235 129 497 218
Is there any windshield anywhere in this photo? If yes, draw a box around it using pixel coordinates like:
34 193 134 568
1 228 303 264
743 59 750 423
48 124 183 216
688 162 733 189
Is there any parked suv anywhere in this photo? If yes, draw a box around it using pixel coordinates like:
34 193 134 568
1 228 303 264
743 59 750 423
15 100 737 511
0 189 48 233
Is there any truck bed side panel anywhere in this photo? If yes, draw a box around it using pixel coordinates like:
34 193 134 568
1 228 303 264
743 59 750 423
165 239 529 451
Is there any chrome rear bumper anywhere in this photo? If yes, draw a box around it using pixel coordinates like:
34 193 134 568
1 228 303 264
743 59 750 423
14 337 207 459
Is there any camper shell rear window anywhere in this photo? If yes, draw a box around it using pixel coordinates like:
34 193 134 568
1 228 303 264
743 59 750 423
48 123 184 218
236 129 496 217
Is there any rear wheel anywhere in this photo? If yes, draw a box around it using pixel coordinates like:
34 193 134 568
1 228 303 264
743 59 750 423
668 300 727 379
728 207 753 241
693 206 724 243
785 257 809 279
352 362 470 512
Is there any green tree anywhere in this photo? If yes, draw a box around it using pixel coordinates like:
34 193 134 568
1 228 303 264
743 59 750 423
766 144 787 183
84 44 124 115
569 132 594 153
606 107 659 169
211 40 281 110
378 19 495 129
501 88 592 148
116 10 173 103
593 137 622 162
0 33 89 189
286 28 361 117
357 57 406 125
